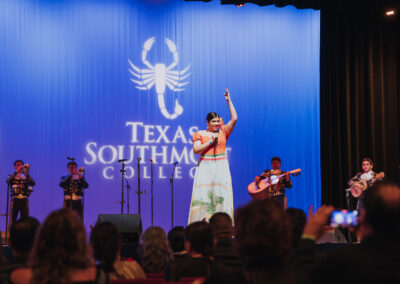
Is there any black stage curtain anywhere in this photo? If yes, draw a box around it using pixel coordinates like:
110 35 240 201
190 0 400 12
320 10 400 208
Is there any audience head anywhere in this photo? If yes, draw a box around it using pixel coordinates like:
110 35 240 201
90 221 121 271
185 221 214 258
141 226 173 273
209 212 233 239
168 226 185 253
363 180 400 234
286 208 307 247
30 209 93 284
10 217 40 255
235 199 292 264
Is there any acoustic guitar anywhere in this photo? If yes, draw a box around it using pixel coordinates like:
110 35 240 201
350 172 385 198
248 169 301 200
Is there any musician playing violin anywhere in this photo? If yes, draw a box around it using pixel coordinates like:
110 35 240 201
348 157 385 211
254 157 292 209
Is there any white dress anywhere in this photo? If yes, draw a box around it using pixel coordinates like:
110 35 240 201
188 125 233 224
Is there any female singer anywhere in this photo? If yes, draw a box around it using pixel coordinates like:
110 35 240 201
188 88 238 224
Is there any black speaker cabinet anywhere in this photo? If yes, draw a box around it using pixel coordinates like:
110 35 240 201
96 214 142 243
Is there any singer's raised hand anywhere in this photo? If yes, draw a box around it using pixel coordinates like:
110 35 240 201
223 88 237 137
224 88 230 102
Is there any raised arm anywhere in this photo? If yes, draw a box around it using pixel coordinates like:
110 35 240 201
223 88 237 137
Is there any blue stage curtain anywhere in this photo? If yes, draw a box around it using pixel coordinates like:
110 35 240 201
0 0 320 230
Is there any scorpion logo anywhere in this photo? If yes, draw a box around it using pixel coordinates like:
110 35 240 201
128 37 191 119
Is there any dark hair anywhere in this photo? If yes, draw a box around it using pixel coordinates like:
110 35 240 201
206 112 220 122
364 180 400 233
271 157 281 163
235 199 292 263
67 161 77 168
168 226 185 253
362 157 373 165
185 221 214 257
90 221 120 272
10 217 40 254
29 209 94 284
141 226 173 273
209 212 233 239
13 160 24 167
286 208 306 247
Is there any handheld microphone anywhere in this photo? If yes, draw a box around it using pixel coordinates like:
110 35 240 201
215 137 218 147
118 159 127 163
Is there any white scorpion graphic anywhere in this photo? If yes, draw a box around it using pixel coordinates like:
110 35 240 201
128 37 191 119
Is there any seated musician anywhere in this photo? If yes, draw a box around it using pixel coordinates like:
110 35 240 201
348 157 384 211
254 157 291 209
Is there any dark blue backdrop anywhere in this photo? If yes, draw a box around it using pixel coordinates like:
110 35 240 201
0 0 320 232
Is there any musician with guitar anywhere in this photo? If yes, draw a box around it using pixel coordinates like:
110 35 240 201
252 157 295 209
6 160 36 228
348 157 385 211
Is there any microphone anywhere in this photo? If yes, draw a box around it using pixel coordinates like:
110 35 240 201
214 137 218 147
137 157 142 162
118 159 127 163
173 162 178 166
67 157 75 161
149 158 153 163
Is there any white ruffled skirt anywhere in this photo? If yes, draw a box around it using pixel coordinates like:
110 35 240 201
188 154 233 224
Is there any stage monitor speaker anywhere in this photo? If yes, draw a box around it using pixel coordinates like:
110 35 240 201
96 214 142 243
317 227 348 244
